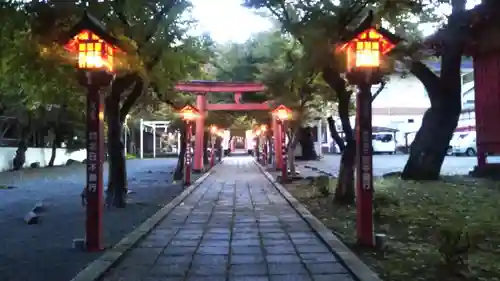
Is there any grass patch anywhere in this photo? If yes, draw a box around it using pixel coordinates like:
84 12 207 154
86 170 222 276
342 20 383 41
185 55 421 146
285 176 500 281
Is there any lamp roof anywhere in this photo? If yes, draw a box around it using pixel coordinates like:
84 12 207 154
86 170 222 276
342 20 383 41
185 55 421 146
66 12 123 49
341 10 404 46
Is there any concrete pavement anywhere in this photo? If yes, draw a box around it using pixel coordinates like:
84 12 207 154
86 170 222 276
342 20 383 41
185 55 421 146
0 159 193 281
99 157 357 281
301 154 477 177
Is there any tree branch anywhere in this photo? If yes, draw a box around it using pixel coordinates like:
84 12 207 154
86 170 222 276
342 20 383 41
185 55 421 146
410 61 441 104
120 77 145 122
371 80 386 102
113 0 132 36
138 0 178 51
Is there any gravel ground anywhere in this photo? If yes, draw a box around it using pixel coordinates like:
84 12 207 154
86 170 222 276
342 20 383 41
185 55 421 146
297 154 477 177
0 159 201 281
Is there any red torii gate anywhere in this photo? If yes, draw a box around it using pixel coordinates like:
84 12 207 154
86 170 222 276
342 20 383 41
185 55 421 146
174 81 282 172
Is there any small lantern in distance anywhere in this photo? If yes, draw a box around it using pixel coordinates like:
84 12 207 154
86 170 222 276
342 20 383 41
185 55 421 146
179 105 201 122
272 105 293 121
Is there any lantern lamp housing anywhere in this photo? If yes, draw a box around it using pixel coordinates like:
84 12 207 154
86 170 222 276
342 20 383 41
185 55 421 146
179 105 201 122
65 12 123 72
336 11 402 72
272 105 293 121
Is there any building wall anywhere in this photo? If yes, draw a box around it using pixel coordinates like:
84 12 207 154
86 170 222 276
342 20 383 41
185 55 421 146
0 147 86 172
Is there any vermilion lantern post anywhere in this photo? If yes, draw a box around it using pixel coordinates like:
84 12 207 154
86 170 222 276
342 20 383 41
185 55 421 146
260 125 268 165
337 12 401 248
179 105 201 185
272 105 293 183
255 128 262 162
65 12 122 252
209 125 218 168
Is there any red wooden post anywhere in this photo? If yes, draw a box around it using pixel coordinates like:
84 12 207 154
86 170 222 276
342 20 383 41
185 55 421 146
185 121 192 185
355 82 375 247
281 120 287 182
85 83 105 252
194 94 206 172
273 118 282 170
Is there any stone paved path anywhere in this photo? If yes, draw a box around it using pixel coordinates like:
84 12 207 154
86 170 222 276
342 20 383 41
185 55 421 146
102 157 355 281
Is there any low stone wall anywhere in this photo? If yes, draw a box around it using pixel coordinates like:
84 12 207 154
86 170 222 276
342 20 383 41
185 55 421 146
0 147 86 172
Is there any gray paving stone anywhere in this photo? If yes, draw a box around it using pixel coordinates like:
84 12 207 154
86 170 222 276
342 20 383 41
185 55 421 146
149 263 190 277
229 263 268 276
267 263 308 275
170 239 200 247
163 246 197 256
263 245 297 254
188 264 227 276
185 276 227 281
230 254 265 264
156 255 193 265
305 262 349 274
266 254 301 263
231 239 260 246
197 246 230 255
229 276 269 281
231 246 263 254
119 248 163 266
312 274 356 281
269 275 312 281
99 158 357 281
300 253 338 263
295 245 331 253
192 254 229 265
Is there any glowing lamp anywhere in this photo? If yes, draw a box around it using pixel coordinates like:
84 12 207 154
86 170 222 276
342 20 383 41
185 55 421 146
179 105 201 122
255 130 262 136
272 105 293 121
335 13 402 73
210 125 218 134
260 125 267 132
68 30 115 71
64 12 123 73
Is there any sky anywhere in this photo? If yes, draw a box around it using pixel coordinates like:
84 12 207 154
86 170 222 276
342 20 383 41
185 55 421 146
190 0 273 43
190 0 482 44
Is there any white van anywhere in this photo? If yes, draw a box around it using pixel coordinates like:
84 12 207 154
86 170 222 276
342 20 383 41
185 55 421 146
451 131 476 156
372 132 396 154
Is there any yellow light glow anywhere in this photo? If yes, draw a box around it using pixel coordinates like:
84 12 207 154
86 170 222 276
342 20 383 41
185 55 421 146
210 125 218 134
179 106 200 121
260 125 267 132
98 111 104 121
255 130 261 136
71 30 115 71
355 49 380 67
274 109 292 121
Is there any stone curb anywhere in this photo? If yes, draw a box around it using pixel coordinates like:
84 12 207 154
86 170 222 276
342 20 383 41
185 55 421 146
254 160 382 281
69 161 220 281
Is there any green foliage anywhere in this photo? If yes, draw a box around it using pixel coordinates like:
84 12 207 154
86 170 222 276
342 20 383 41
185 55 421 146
310 175 333 197
286 175 500 281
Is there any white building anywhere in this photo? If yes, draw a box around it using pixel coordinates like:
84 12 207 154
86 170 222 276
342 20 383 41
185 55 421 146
320 59 476 152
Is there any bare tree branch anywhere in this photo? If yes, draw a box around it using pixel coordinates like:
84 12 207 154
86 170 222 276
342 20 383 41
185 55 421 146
371 80 386 102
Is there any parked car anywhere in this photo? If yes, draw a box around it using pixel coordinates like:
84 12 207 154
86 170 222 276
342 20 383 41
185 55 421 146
372 132 396 154
451 131 476 156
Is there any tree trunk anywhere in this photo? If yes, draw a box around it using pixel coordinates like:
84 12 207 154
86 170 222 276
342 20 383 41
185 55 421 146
174 124 186 181
323 66 356 204
298 127 318 160
334 140 356 204
287 133 300 176
48 133 58 167
401 0 466 180
327 117 346 153
105 97 127 208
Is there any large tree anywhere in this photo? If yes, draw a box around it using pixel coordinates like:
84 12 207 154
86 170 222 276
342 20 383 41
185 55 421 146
244 0 456 202
26 0 211 207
